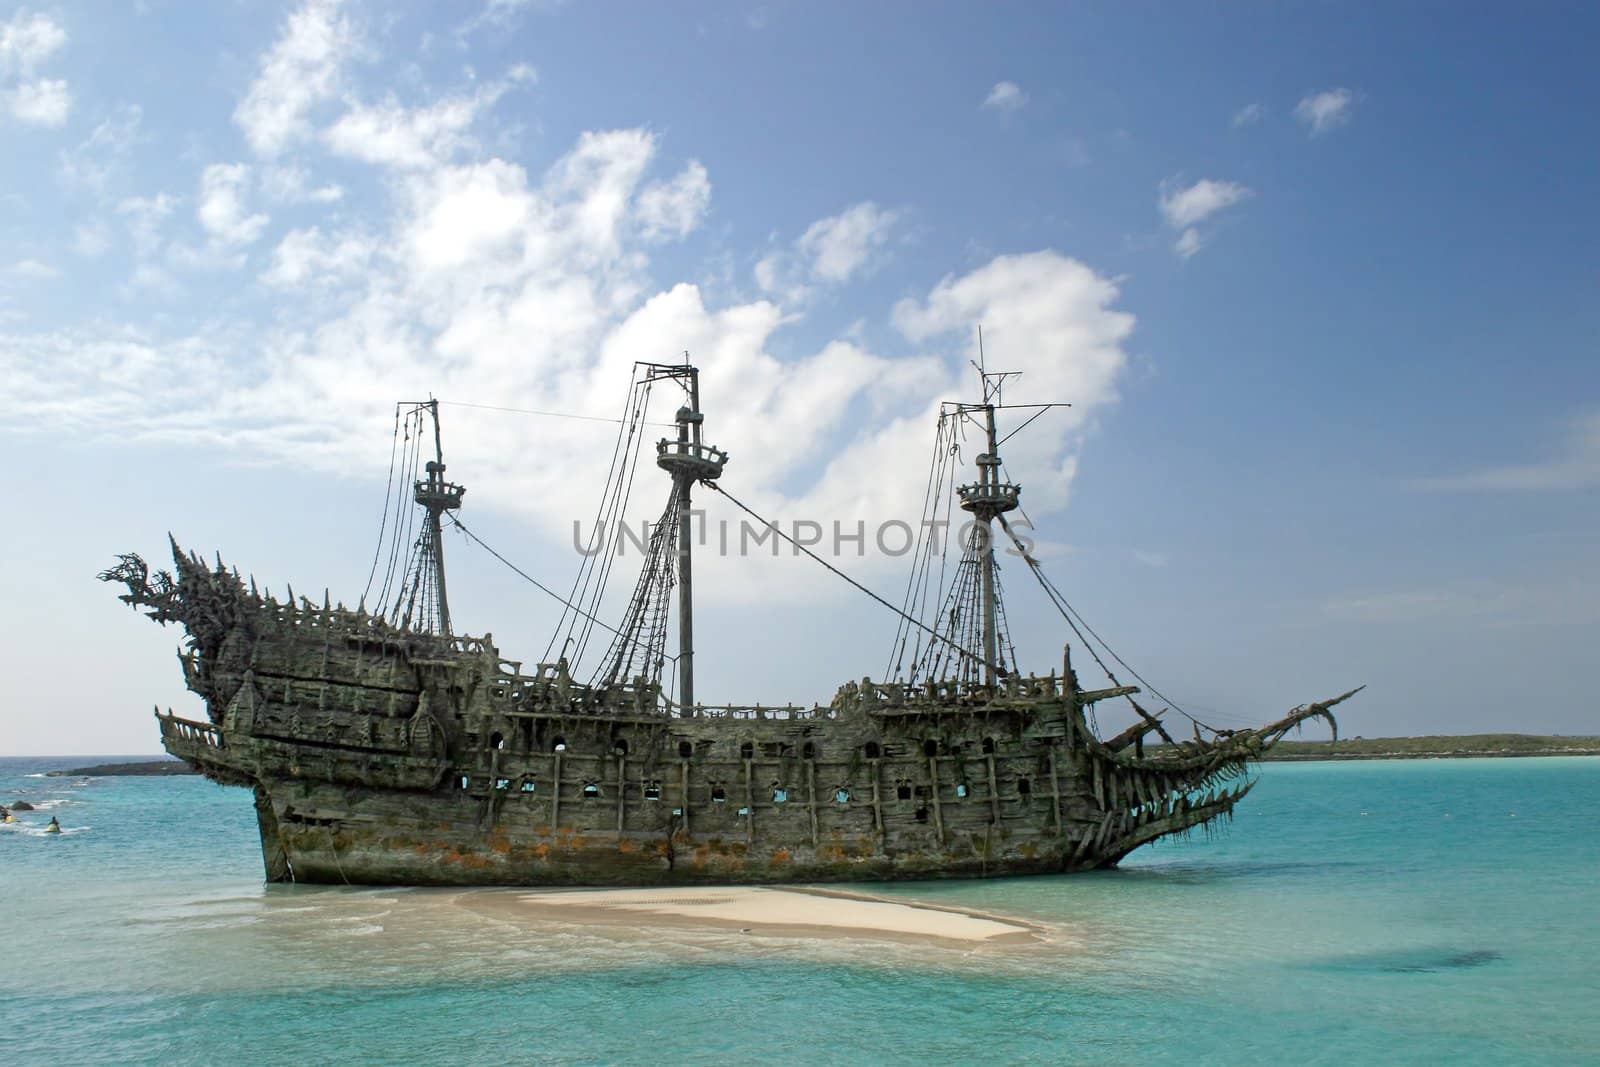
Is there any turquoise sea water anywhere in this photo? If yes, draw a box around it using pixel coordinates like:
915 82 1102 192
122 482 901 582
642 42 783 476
2 755 1596 1065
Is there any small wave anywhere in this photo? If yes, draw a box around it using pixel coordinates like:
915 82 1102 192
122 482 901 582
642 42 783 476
182 916 265 931
328 910 394 924
333 923 385 936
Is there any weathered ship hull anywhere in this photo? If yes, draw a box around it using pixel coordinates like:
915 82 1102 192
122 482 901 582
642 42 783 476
164 713 1248 887
114 544 1346 887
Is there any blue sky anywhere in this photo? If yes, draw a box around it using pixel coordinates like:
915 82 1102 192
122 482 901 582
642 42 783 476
4 1 1598 754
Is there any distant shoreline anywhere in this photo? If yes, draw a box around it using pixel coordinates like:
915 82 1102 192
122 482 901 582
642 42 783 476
44 760 197 777
1257 734 1600 762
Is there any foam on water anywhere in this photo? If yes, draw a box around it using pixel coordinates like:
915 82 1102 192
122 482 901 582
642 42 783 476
2 755 1597 1064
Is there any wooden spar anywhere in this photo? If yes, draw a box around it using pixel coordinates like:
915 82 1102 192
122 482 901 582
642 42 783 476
806 758 818 847
869 758 884 842
1047 749 1063 835
743 758 754 843
486 748 500 828
986 753 1000 823
1069 826 1093 865
680 760 691 834
550 751 562 830
615 755 626 832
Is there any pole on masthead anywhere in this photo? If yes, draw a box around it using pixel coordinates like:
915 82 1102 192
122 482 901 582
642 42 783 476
956 367 1021 688
652 364 727 710
413 398 466 634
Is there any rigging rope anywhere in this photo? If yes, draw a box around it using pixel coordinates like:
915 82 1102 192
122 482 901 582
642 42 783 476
388 409 425 623
361 406 402 606
994 512 1219 733
593 480 682 689
701 480 990 673
444 513 676 660
544 380 638 661
546 373 654 666
437 398 674 428
886 413 952 678
570 376 655 668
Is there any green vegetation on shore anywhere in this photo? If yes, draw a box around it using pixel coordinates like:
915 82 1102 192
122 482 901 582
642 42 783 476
1259 734 1600 761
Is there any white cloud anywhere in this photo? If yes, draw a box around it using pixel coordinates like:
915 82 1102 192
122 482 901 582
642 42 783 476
892 250 1132 499
752 253 784 293
322 65 534 170
8 77 70 125
74 220 112 257
197 163 269 247
234 0 355 157
260 163 344 204
753 201 900 301
1 108 1135 614
1132 550 1169 567
1159 178 1252 229
1323 590 1480 624
123 262 179 297
261 226 374 288
982 81 1027 112
117 192 177 256
8 258 59 280
1231 102 1263 127
1158 178 1252 258
59 105 143 192
325 95 478 169
456 0 550 36
636 160 710 240
1295 88 1354 135
796 201 898 283
0 10 67 75
1419 411 1600 491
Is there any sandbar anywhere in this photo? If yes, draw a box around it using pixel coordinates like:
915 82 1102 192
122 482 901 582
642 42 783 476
468 885 1045 946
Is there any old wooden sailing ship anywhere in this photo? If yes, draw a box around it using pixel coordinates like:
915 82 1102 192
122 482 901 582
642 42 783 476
103 360 1355 885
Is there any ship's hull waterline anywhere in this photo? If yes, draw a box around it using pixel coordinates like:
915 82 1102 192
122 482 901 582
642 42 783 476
221 731 1252 886
245 783 1239 887
194 725 1250 887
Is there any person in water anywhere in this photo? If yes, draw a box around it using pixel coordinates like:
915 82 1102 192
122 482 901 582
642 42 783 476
45 816 61 834
1 807 13 824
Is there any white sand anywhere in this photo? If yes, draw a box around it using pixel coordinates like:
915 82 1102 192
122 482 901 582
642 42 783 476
498 886 1042 945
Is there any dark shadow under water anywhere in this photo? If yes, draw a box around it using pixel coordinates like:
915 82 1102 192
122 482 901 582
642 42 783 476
1312 948 1504 974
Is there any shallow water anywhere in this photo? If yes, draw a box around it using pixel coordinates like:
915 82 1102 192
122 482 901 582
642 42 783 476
2 755 1596 1064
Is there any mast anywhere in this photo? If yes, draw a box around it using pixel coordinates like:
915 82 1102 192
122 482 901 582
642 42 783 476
412 399 466 634
957 370 1021 687
651 363 727 709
